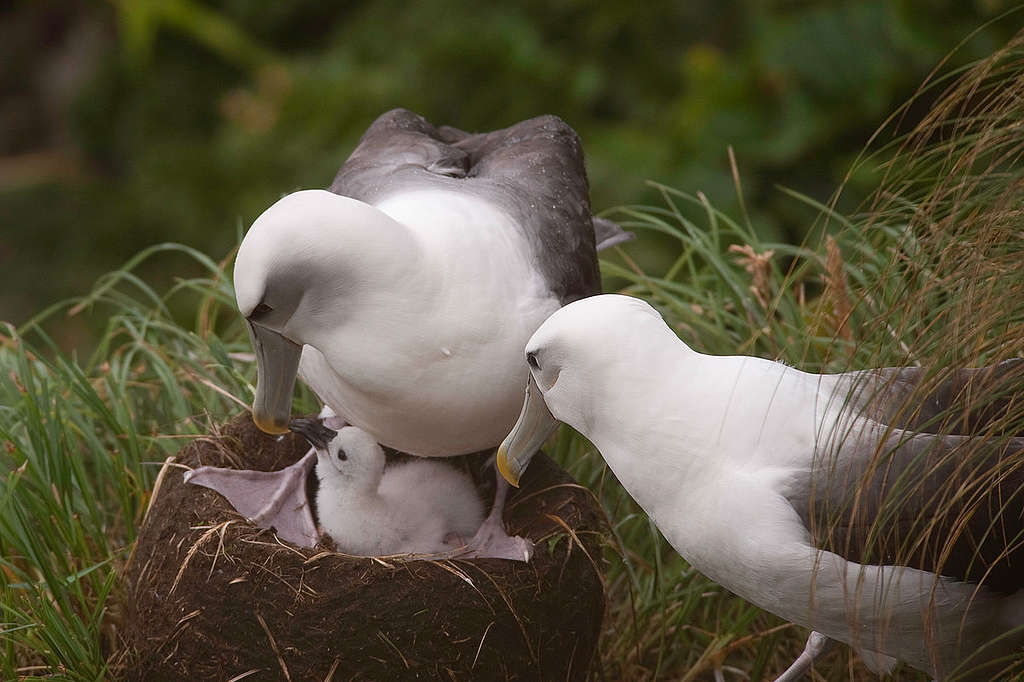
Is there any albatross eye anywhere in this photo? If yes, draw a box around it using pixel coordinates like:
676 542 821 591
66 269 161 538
336 448 348 462
251 302 273 317
527 352 540 370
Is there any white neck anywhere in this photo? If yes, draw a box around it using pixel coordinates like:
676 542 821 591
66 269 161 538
295 208 427 333
293 204 435 383
568 344 823 538
581 343 709 509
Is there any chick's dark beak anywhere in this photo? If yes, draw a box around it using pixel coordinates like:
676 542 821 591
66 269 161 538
289 418 338 450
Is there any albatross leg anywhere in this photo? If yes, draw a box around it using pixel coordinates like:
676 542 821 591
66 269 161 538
773 631 834 682
458 466 533 562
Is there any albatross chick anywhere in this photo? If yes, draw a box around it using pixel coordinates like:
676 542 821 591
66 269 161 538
292 419 485 556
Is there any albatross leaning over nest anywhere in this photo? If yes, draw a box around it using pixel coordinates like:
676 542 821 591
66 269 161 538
187 109 631 558
498 294 1024 681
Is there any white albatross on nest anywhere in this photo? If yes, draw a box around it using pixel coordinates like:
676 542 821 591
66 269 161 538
290 419 484 556
497 294 1024 680
186 109 631 557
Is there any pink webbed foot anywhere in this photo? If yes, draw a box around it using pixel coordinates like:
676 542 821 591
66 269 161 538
185 449 319 547
455 468 533 562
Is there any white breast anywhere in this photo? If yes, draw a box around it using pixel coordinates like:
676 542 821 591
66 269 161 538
299 191 559 457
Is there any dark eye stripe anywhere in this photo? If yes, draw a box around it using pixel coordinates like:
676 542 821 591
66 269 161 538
527 352 540 370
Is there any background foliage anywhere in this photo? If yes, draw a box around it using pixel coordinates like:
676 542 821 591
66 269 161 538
2 0 1021 343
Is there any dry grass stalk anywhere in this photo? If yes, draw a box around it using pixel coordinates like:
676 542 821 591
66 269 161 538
823 235 853 343
728 243 775 310
256 611 293 682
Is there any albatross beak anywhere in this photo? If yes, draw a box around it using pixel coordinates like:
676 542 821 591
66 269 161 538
497 375 560 487
289 418 338 450
248 321 302 434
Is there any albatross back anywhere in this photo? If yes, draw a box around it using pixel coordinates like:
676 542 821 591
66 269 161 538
330 108 603 304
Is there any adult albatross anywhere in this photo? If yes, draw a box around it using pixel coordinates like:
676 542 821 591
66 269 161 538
187 109 631 556
498 294 1024 680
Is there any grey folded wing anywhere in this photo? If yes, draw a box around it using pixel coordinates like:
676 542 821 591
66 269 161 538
792 359 1024 591
330 108 629 302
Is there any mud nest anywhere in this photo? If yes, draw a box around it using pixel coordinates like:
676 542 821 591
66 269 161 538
116 414 607 681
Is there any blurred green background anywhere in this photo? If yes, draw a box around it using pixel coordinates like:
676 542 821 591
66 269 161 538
3 0 1021 347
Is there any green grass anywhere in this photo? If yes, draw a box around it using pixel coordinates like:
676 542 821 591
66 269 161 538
3 30 1024 682
0 244 317 680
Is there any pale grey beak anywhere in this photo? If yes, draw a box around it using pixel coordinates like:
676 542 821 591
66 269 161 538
497 375 560 487
248 321 302 434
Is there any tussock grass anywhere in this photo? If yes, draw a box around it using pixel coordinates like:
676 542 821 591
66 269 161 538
0 245 314 680
3 30 1024 682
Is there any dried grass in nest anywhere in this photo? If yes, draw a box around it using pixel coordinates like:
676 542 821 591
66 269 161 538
114 414 607 681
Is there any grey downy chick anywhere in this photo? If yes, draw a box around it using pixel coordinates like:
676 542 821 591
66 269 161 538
291 419 485 556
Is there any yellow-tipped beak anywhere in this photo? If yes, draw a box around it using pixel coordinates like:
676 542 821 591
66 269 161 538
497 375 560 487
248 321 302 434
496 446 521 487
253 410 291 435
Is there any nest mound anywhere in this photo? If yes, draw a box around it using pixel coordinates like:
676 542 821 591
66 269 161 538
117 415 606 681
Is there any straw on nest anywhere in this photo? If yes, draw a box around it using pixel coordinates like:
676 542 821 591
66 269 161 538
118 414 606 681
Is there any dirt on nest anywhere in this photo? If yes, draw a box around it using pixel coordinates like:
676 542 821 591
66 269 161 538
114 414 607 681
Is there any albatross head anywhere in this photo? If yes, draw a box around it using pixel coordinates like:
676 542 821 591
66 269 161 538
498 294 674 486
235 190 411 434
291 419 386 490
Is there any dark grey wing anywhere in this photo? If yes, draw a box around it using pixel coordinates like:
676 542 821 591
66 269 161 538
440 122 634 251
437 121 635 254
330 109 612 303
329 109 471 202
828 359 1024 435
791 362 1024 592
449 114 601 302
